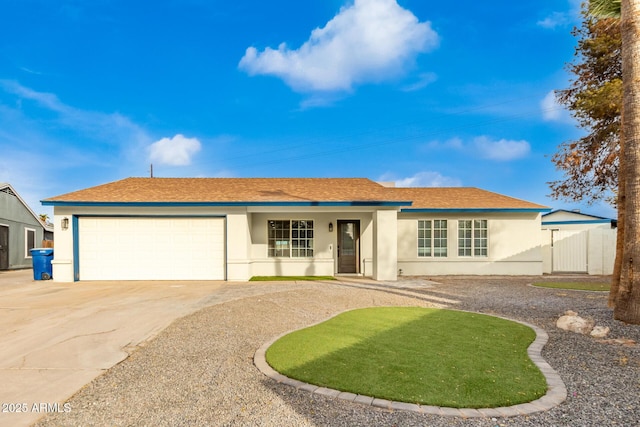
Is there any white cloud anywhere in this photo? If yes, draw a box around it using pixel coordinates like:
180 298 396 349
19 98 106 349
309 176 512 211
541 90 561 120
537 1 583 30
537 12 569 29
0 79 151 148
148 134 202 166
541 90 572 122
402 72 438 92
239 0 439 92
473 136 530 161
423 137 464 151
379 171 462 187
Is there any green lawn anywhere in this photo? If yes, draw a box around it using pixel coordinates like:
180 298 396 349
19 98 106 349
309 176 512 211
266 307 546 408
533 282 610 292
249 276 336 282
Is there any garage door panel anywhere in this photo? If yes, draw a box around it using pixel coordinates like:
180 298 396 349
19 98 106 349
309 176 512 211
79 217 225 280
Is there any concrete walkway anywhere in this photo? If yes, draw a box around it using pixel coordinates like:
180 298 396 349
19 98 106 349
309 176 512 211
0 270 294 427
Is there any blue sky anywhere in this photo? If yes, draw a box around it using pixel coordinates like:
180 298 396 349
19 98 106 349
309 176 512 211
0 0 616 219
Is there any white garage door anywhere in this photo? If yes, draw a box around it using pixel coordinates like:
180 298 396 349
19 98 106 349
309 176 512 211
78 217 225 280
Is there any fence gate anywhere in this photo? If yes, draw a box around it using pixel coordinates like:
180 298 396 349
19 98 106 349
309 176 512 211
551 230 588 273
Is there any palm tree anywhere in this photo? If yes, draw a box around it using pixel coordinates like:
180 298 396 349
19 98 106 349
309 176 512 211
590 0 640 323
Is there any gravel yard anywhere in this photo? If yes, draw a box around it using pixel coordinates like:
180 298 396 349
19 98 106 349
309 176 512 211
36 276 640 427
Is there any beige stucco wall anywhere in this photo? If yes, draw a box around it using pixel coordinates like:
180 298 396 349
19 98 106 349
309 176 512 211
248 210 375 278
397 212 543 276
373 209 398 280
52 204 545 282
52 205 387 282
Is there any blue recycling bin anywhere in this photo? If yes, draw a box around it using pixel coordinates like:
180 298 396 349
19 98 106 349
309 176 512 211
30 248 53 280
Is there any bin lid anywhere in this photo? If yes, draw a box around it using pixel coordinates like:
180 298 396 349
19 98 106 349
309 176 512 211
30 248 54 255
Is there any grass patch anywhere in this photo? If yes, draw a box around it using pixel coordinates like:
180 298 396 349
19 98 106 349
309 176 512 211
266 307 546 408
533 282 610 292
249 276 336 282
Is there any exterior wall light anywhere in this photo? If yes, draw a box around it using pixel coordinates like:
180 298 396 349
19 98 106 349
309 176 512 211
61 217 69 230
329 222 333 232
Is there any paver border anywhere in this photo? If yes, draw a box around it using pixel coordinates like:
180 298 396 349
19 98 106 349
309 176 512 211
253 308 567 418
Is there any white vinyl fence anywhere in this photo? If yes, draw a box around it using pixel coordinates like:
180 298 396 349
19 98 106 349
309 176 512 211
541 228 616 275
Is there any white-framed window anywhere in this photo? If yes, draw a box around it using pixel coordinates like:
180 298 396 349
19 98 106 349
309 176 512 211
458 220 488 257
268 220 314 258
25 228 36 258
418 219 447 257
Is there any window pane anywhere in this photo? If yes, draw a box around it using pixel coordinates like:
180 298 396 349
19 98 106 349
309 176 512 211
268 220 290 257
417 220 433 257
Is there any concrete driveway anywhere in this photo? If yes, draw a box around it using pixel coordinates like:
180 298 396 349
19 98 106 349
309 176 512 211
0 269 232 427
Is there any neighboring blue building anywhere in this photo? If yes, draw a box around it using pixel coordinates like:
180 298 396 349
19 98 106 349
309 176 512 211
0 183 53 270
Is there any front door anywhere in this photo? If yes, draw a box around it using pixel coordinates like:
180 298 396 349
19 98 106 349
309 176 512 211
338 220 360 274
0 225 8 270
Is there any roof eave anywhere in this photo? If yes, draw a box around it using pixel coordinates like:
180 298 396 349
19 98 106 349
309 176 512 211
401 208 551 213
41 200 413 207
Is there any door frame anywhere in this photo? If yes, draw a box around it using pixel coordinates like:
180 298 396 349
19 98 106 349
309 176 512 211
0 224 8 270
337 220 360 274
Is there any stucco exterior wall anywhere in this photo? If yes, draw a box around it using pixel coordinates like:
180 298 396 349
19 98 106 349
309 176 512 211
397 212 543 276
52 205 383 282
248 210 374 278
373 209 398 280
52 204 546 281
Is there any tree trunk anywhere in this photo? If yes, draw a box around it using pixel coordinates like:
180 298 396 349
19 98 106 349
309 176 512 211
610 131 624 307
615 0 640 324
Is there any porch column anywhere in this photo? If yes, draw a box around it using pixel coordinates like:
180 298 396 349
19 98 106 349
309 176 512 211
226 212 251 281
373 209 398 281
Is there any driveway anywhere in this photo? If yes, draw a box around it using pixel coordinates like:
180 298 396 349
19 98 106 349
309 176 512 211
0 269 292 427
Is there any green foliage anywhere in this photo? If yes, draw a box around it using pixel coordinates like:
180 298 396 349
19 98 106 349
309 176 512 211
589 0 621 19
249 276 336 281
266 307 547 408
533 282 610 291
550 8 622 205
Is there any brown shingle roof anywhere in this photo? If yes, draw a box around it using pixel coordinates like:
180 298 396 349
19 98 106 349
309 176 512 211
390 187 548 210
43 177 397 203
43 177 548 210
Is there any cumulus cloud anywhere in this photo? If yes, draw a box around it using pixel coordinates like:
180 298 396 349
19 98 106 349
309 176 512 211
148 134 202 166
238 0 439 92
379 171 462 187
473 136 530 161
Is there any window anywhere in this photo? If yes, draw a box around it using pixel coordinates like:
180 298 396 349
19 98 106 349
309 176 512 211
458 220 488 257
418 220 447 257
268 220 313 258
25 228 35 258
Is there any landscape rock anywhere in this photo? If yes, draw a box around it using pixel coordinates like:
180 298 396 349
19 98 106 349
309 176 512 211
556 311 595 335
590 326 610 338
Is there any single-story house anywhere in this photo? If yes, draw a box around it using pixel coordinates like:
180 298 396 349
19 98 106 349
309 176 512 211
541 209 617 275
42 177 550 282
1 183 54 270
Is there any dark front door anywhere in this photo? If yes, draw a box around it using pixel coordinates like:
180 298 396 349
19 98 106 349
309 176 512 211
338 220 360 274
0 226 8 270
